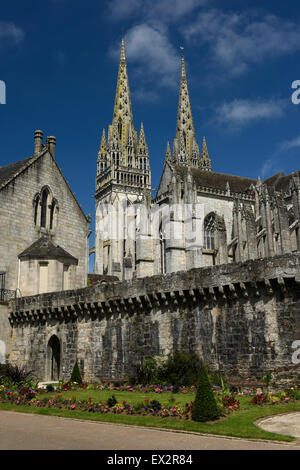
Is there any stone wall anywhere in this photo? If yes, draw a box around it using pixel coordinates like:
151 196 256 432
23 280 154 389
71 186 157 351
8 253 300 387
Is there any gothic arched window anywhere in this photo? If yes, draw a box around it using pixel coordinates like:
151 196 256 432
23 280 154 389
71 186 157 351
40 188 50 228
204 213 215 250
33 195 40 225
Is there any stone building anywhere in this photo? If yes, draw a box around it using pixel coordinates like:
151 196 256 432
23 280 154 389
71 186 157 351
94 39 300 280
0 131 91 362
2 39 300 386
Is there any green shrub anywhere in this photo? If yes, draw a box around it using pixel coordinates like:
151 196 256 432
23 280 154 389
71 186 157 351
70 361 82 384
158 350 203 386
128 357 159 385
107 395 117 408
0 363 34 385
288 388 300 400
192 365 220 422
150 400 162 411
46 384 55 392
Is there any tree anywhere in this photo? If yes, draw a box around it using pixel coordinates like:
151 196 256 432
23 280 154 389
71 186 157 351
70 361 82 384
192 364 220 422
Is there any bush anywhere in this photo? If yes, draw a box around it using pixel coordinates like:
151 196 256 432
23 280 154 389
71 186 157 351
192 365 220 422
70 361 82 384
129 358 159 386
250 393 269 406
150 399 162 411
46 384 55 392
158 350 203 386
287 387 300 400
0 363 34 385
107 395 117 408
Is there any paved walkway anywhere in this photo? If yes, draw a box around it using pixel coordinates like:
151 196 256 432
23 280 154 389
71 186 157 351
1 410 300 450
257 412 300 439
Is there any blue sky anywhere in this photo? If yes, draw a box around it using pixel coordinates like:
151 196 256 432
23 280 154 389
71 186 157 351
1 0 300 269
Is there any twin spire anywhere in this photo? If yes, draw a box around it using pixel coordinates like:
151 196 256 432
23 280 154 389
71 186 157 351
97 39 212 179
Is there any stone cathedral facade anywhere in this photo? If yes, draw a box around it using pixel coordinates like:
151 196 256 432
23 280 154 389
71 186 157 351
94 39 300 282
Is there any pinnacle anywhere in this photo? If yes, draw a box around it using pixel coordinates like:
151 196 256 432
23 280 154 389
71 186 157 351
120 37 126 63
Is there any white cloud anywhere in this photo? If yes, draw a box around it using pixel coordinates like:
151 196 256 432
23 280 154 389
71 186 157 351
108 0 205 23
0 21 24 45
183 10 300 76
133 88 159 103
108 0 141 21
259 158 283 179
109 24 180 92
279 135 300 152
215 98 285 127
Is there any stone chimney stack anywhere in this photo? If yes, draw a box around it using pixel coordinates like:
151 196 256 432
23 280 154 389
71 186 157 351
34 130 43 155
47 136 56 159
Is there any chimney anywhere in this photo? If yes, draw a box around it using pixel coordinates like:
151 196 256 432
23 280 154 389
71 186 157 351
34 130 43 155
47 136 56 159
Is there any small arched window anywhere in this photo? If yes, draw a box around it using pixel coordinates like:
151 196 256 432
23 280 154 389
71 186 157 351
204 213 215 250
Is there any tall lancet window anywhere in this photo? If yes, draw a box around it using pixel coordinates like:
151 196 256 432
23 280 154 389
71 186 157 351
40 188 49 228
204 213 215 250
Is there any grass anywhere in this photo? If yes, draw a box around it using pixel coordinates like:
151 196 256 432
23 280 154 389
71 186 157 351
1 389 300 442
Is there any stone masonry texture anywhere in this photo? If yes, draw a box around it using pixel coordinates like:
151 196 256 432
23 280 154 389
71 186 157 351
8 253 300 388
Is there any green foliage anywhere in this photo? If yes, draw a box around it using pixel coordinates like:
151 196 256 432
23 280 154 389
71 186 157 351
288 388 300 400
70 361 83 384
158 350 203 386
263 373 271 392
107 395 117 408
0 363 34 385
128 350 203 386
192 365 220 422
134 358 159 385
150 400 162 411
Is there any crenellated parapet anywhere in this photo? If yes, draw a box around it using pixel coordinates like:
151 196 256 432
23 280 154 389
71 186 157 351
9 252 300 325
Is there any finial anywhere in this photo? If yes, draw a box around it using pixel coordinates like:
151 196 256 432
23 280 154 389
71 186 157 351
120 37 126 63
165 141 172 162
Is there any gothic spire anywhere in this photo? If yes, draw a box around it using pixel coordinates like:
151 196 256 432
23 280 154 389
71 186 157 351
100 128 106 151
165 141 172 163
175 55 195 158
200 136 212 171
112 38 134 150
171 54 200 168
138 122 148 153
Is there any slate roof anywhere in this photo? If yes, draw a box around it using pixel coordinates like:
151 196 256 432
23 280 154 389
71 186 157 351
265 171 300 193
174 165 257 194
18 237 78 264
0 157 33 189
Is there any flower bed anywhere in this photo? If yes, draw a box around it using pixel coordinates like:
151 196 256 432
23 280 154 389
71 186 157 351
0 385 194 419
1 382 299 421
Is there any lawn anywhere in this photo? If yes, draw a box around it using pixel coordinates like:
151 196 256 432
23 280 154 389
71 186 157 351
1 388 300 443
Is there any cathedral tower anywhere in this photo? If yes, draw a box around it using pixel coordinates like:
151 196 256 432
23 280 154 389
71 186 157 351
94 39 152 279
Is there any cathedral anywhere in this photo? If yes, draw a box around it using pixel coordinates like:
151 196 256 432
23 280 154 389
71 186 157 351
2 38 300 384
93 39 300 281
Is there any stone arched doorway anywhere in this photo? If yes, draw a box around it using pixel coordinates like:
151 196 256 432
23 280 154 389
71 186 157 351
47 335 61 381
